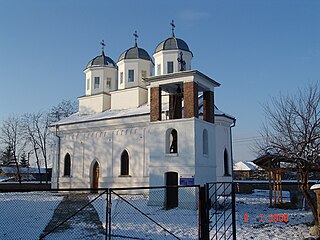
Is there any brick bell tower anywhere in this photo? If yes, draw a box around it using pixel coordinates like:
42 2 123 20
146 69 220 188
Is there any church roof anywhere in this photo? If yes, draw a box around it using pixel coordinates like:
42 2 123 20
154 37 193 56
85 51 116 69
52 101 234 126
118 46 152 62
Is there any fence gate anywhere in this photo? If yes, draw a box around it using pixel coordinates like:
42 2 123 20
202 182 236 240
106 186 200 240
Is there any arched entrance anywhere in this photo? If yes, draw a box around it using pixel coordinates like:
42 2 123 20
92 161 99 192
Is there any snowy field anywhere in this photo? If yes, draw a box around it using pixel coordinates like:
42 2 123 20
0 190 315 239
236 190 313 239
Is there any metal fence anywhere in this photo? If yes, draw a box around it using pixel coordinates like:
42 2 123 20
0 183 236 240
106 185 200 240
0 189 107 240
206 182 236 240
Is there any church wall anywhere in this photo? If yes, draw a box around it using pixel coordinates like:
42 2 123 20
78 93 111 114
53 116 150 189
215 117 233 183
153 50 192 75
85 67 117 95
148 118 196 187
111 87 147 110
194 118 217 185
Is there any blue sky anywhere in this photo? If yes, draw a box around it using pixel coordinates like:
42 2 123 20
0 0 319 162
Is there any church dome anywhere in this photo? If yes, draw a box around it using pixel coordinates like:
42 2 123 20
86 51 116 69
118 46 152 62
154 37 192 55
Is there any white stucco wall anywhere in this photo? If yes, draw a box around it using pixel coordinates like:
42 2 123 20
153 50 192 76
52 115 150 189
110 87 148 110
117 59 153 90
194 118 217 185
148 118 196 187
215 116 234 183
78 93 111 114
84 66 117 95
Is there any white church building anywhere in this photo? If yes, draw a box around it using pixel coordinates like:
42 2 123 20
50 24 235 190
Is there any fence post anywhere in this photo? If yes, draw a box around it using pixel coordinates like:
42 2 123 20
199 185 209 240
232 182 236 240
105 189 111 240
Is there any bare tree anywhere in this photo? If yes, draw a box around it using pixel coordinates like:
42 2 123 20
49 99 78 123
0 115 26 183
22 112 51 183
257 83 320 224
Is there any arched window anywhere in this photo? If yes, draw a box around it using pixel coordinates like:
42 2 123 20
224 149 230 176
64 153 71 176
166 129 178 154
203 129 208 155
120 150 129 176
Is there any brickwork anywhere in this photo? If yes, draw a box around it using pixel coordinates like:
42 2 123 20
184 82 198 119
150 87 161 121
203 91 214 123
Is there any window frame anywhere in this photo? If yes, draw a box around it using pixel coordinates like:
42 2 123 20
94 77 100 89
128 69 134 83
166 128 178 154
120 72 123 84
167 61 174 74
203 129 209 155
63 153 71 177
120 150 130 176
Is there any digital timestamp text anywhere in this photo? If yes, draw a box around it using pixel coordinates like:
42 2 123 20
243 213 289 223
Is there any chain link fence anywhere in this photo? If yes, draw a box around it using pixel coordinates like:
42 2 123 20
106 186 200 240
0 183 237 240
0 189 107 240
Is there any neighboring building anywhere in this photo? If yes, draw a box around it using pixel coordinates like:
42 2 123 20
233 161 266 180
0 166 50 181
50 24 236 189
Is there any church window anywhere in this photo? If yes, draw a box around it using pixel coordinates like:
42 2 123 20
167 61 174 74
120 150 129 176
141 70 147 79
157 64 161 75
203 129 208 155
166 128 178 154
86 79 90 90
224 149 230 176
106 77 111 88
128 69 134 82
120 72 123 84
64 153 71 176
94 77 100 89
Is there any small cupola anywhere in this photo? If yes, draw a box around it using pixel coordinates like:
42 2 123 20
84 40 118 96
117 31 154 90
153 20 193 76
79 41 116 114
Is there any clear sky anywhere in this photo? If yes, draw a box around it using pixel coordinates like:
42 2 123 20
0 0 319 162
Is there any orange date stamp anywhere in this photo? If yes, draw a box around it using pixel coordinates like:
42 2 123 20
244 213 289 223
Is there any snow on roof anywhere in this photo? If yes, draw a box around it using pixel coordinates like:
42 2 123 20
53 103 151 126
53 96 235 126
233 161 259 171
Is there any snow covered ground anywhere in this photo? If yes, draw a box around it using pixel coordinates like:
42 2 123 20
0 190 315 239
236 190 313 239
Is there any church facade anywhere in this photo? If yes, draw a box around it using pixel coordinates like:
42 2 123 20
50 25 235 189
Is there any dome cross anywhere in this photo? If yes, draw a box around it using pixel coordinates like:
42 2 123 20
170 19 175 37
133 30 138 47
100 40 106 54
